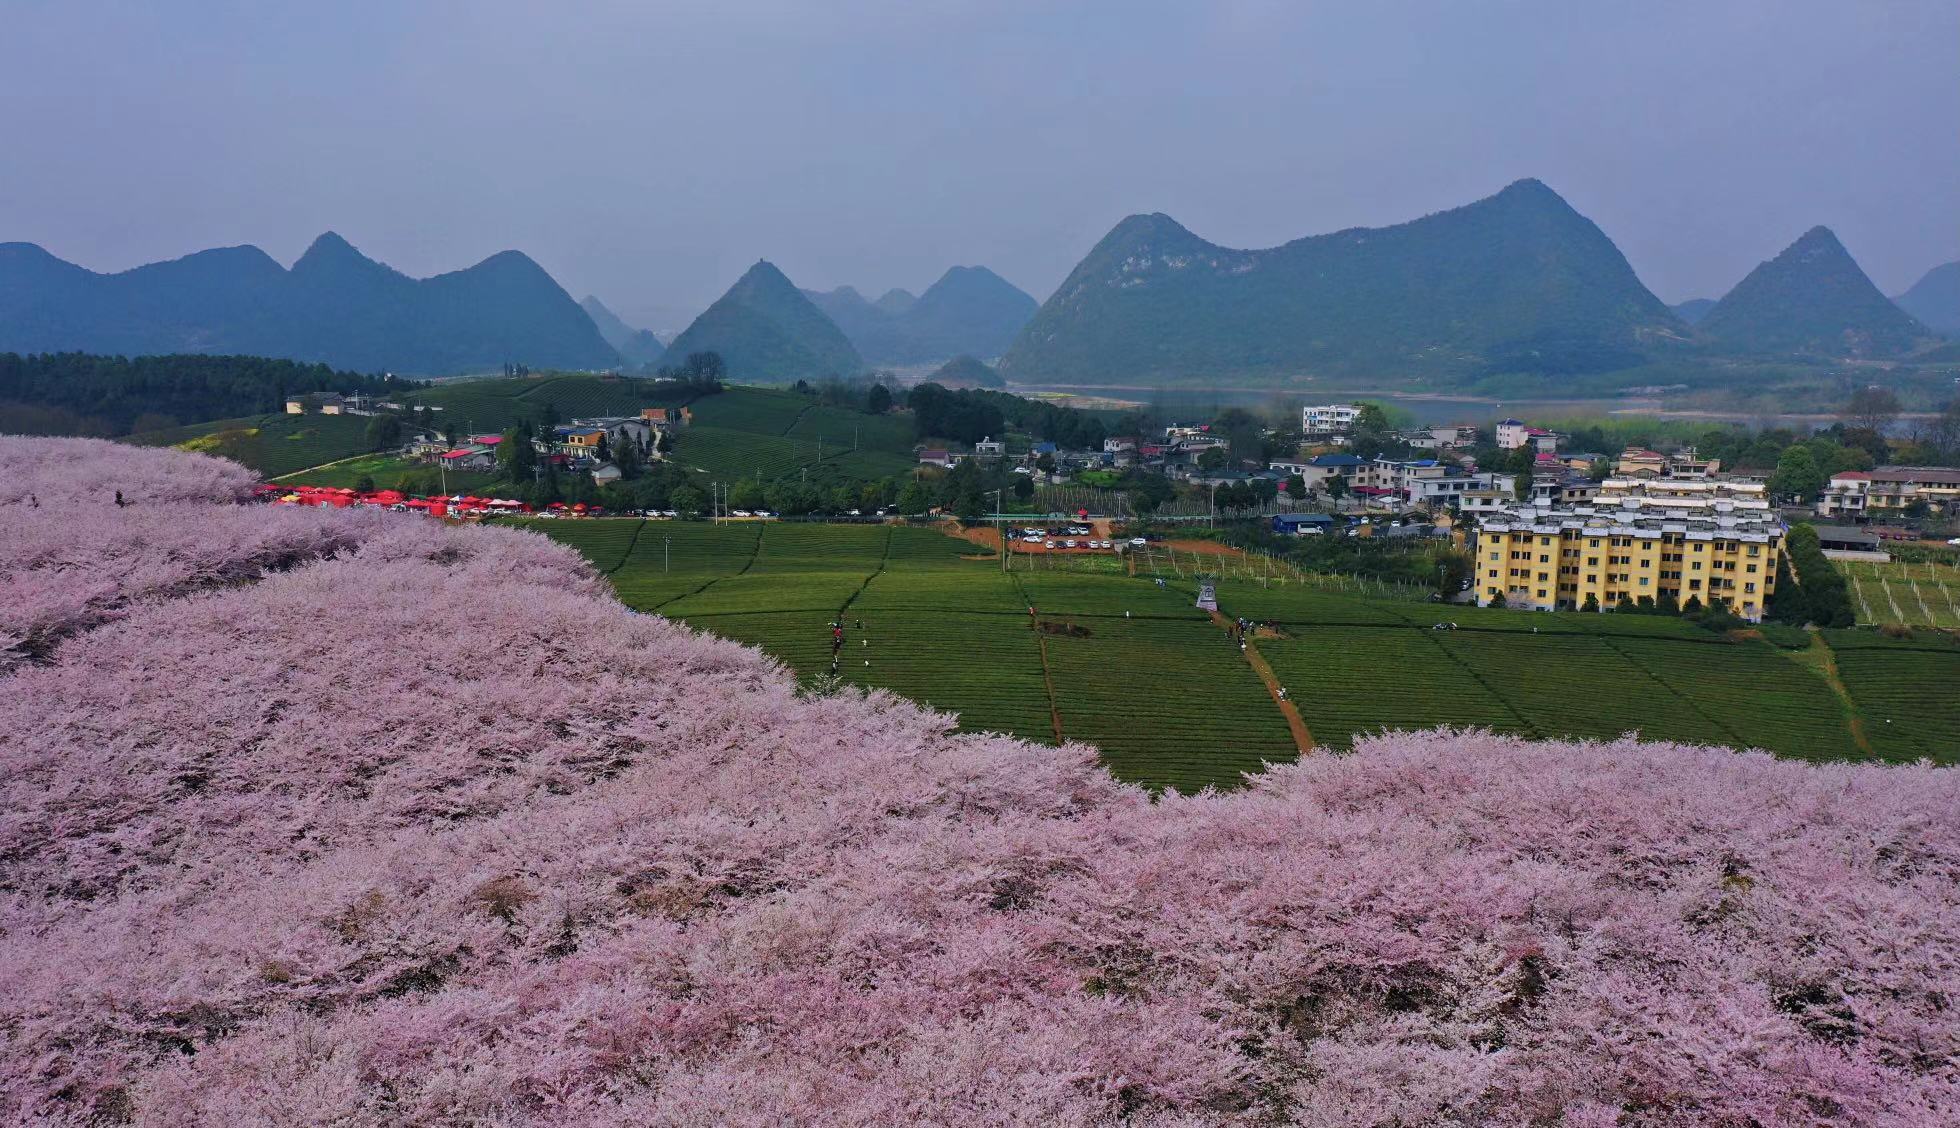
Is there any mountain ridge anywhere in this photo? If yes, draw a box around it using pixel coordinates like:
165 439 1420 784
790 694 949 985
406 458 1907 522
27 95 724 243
804 265 1036 365
580 295 668 366
998 178 1683 384
0 235 619 375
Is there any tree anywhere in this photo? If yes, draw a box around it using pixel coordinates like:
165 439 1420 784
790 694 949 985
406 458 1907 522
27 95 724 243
866 383 893 415
1324 475 1351 501
353 474 376 494
895 479 932 515
684 352 727 382
364 414 403 452
1843 386 1901 436
1011 475 1034 502
497 426 536 481
1197 447 1228 471
614 438 643 480
1035 452 1056 475
1580 592 1600 613
670 485 707 517
1284 474 1306 500
1768 445 1823 503
729 479 768 511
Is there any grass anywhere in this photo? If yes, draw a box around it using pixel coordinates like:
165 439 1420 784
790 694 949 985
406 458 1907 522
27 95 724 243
126 412 378 477
514 517 1952 789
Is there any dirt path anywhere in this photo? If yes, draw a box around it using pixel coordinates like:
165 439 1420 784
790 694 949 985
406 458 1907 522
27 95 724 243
1033 633 1066 745
1788 634 1876 757
1208 610 1315 755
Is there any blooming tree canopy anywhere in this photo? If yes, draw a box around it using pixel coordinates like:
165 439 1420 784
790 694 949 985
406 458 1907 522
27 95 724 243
2 437 1956 1126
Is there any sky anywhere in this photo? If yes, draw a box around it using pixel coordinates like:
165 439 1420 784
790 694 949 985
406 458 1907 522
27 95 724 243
3 0 1956 331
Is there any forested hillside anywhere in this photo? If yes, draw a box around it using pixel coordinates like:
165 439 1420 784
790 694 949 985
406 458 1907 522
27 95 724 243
0 352 404 436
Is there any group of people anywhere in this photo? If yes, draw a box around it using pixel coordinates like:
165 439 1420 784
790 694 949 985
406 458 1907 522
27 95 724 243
828 618 869 675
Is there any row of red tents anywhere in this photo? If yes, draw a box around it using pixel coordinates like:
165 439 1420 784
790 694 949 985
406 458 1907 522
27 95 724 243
254 484 605 518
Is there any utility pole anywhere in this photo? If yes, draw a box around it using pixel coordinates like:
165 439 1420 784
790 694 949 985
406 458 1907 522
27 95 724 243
989 488 1005 572
665 535 671 573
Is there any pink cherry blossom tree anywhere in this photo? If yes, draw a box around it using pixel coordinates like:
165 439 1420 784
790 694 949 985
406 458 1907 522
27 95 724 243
1 436 1955 1126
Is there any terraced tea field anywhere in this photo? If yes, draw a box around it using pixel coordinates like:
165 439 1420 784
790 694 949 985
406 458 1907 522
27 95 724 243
519 518 1960 788
1841 559 1960 628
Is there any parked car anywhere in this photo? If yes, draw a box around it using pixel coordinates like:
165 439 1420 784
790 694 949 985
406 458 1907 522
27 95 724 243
1129 537 1148 547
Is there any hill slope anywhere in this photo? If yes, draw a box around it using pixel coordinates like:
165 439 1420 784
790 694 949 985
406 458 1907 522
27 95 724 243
807 266 1037 365
667 262 863 380
3 434 1955 1125
580 295 668 366
0 234 620 375
1698 227 1928 357
998 179 1682 384
1893 261 1960 337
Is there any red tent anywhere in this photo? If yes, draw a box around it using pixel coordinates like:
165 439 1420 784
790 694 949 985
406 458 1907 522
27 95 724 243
572 503 587 512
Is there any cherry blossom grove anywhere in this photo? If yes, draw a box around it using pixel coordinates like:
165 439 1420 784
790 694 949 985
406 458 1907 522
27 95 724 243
2 436 1955 1125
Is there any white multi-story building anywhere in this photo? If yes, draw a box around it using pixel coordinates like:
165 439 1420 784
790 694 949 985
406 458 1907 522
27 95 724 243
1302 404 1364 434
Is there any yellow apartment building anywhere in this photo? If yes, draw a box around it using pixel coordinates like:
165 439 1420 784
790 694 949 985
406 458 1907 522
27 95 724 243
1473 478 1785 621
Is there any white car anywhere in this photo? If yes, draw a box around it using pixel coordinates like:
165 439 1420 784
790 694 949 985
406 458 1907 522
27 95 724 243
1100 540 1114 549
1129 537 1147 547
1064 539 1078 548
732 509 753 518
1023 533 1043 543
1948 537 1960 546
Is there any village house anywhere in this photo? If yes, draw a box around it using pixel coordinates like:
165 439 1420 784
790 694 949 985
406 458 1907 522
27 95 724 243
917 448 958 469
440 446 496 472
973 436 1006 461
640 406 693 427
1816 466 1960 518
318 393 346 416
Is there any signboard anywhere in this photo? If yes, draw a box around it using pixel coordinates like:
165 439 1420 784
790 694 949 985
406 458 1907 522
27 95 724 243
1196 581 1217 611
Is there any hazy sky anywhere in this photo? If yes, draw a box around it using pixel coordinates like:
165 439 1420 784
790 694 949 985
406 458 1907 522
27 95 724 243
4 0 1955 329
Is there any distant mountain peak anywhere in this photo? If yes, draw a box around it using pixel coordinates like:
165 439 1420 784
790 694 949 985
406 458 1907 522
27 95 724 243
1001 180 1677 383
291 230 391 278
1106 212 1198 244
665 261 863 380
872 287 917 314
1894 261 1960 337
1700 227 1926 357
